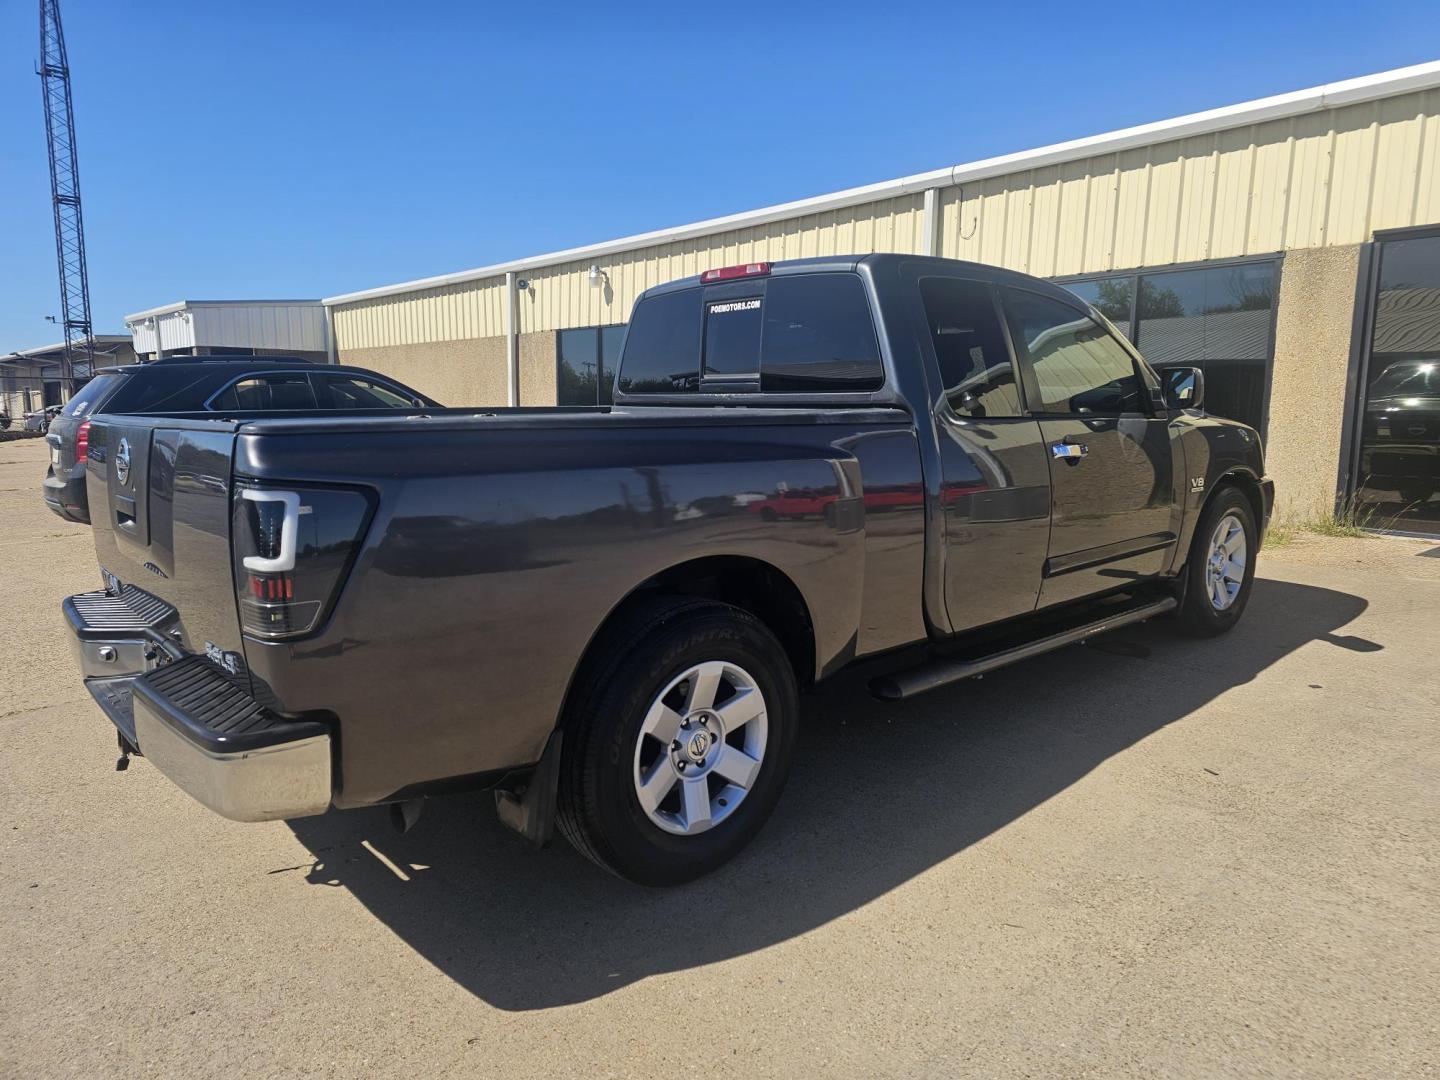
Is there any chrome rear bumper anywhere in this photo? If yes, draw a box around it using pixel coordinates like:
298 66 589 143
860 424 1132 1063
64 587 332 822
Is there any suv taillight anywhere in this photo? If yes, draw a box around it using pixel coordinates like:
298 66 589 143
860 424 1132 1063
231 483 373 640
76 420 91 462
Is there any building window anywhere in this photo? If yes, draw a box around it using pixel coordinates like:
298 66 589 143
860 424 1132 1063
1352 229 1440 533
1058 256 1280 434
557 325 625 406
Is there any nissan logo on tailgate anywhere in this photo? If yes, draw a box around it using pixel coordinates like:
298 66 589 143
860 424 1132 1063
115 438 131 486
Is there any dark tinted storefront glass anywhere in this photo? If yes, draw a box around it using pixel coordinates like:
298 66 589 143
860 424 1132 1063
599 326 625 405
760 274 883 392
1354 233 1440 532
557 328 600 406
617 289 702 393
1134 261 1277 431
1063 275 1135 338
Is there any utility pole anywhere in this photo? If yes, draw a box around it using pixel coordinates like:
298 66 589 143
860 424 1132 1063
38 0 93 396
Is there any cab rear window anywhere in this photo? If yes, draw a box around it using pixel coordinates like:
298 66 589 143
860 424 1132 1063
616 272 884 395
759 274 883 392
616 289 703 393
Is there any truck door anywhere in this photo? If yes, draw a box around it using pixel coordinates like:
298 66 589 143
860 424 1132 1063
999 286 1177 607
915 276 1051 633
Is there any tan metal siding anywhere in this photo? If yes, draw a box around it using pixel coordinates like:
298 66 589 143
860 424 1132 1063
936 88 1439 275
515 195 926 336
332 88 1439 351
332 277 508 350
334 195 924 347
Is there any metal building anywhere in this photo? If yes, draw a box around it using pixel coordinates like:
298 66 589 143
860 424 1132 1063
124 300 329 362
323 61 1440 534
1 334 136 420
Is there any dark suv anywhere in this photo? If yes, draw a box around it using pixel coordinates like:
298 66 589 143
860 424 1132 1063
44 357 437 523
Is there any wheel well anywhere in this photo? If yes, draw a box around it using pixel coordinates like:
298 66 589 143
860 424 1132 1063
1212 470 1265 546
572 556 816 699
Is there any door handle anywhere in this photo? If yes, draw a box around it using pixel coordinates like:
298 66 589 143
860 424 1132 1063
1051 441 1088 460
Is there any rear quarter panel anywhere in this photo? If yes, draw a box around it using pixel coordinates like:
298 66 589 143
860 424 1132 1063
235 412 924 807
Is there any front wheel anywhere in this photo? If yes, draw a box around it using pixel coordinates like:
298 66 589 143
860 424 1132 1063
1173 487 1257 637
557 598 799 886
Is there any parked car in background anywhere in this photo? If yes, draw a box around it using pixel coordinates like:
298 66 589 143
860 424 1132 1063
25 404 64 433
44 356 437 523
63 255 1273 886
1359 358 1439 505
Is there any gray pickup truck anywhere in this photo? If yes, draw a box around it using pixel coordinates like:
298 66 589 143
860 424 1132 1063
63 254 1272 885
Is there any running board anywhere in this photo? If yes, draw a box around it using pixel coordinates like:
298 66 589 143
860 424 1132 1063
869 595 1178 701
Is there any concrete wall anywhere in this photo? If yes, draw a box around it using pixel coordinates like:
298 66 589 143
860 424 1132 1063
339 331 555 407
1265 244 1362 524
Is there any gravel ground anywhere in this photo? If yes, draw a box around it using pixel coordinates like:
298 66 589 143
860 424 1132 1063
2 437 1437 1079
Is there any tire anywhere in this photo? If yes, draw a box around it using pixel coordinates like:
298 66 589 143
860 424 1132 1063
557 596 799 886
1397 480 1434 504
1173 486 1257 637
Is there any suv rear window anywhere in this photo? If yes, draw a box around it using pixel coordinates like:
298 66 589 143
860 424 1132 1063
64 373 126 417
617 272 884 395
103 368 224 413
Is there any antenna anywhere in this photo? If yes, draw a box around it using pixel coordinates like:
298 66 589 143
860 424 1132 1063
38 0 93 394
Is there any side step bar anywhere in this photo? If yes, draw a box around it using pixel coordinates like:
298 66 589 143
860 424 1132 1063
869 595 1178 701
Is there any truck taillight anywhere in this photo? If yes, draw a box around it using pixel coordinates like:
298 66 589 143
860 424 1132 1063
700 262 771 283
231 483 373 640
76 420 90 462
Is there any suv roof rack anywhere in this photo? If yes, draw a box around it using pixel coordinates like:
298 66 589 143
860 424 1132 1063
147 354 317 366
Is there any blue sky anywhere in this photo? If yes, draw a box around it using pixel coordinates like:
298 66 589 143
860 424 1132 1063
2 1 1438 350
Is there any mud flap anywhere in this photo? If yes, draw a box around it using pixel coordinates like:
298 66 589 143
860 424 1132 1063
494 729 563 847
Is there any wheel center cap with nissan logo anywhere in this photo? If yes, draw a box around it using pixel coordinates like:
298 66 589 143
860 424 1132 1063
115 437 131 486
686 730 712 761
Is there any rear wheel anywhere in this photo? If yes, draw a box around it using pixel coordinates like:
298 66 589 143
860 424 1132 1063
557 598 799 886
1173 487 1257 637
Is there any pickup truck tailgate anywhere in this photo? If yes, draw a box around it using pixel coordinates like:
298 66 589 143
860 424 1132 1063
85 417 251 688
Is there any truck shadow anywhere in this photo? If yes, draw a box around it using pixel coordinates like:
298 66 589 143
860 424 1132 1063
287 577 1371 1011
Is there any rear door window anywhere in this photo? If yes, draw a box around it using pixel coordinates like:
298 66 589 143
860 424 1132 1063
319 375 419 408
210 373 318 410
760 274 883 392
918 278 1020 417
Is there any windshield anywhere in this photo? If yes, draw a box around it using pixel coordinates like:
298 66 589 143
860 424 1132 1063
1370 360 1440 400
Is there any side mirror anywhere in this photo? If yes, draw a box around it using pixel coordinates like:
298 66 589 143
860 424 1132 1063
1163 366 1205 410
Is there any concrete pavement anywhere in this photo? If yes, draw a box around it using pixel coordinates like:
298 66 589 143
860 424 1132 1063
2 437 1437 1078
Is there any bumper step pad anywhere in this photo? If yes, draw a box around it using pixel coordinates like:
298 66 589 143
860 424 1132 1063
131 657 332 822
67 587 177 635
135 657 328 754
